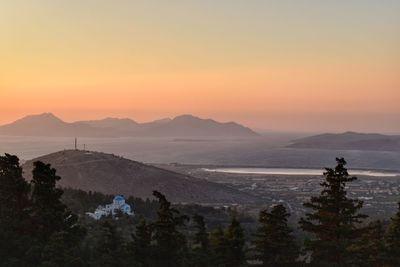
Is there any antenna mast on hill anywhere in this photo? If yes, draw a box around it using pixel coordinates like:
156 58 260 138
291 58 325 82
75 137 77 150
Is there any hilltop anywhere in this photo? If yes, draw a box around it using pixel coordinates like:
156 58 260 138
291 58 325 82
23 150 260 204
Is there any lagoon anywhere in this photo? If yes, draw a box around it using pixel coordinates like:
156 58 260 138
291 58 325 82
202 167 399 177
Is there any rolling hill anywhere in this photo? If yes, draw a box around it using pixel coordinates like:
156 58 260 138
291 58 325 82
0 113 258 137
288 132 400 151
22 150 260 204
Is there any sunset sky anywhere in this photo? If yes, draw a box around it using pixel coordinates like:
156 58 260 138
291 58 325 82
1 1 399 133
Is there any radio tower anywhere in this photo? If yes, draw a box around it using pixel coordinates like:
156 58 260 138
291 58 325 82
75 137 77 150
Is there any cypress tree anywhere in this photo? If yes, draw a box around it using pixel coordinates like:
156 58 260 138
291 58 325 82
299 158 367 267
253 204 299 267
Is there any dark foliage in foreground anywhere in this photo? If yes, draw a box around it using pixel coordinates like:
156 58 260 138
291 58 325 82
299 158 368 266
252 204 299 266
1 154 400 266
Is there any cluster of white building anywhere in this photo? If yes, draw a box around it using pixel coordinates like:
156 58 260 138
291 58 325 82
86 195 134 220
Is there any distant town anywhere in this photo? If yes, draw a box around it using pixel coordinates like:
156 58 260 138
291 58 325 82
159 164 400 221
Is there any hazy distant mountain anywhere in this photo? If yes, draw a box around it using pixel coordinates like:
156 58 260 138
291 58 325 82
0 113 258 137
148 118 172 125
78 117 139 129
288 132 400 151
0 113 108 137
23 150 260 204
75 118 140 136
138 114 257 137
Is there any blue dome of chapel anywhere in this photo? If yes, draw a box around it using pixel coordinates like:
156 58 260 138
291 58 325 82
114 195 125 201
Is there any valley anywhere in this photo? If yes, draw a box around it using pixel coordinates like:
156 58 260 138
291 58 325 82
157 163 400 221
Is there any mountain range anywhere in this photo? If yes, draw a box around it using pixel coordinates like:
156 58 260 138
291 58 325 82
288 131 400 151
23 150 260 204
0 113 257 137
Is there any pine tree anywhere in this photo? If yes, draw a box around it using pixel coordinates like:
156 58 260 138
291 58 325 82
0 154 31 267
30 161 68 239
151 191 188 267
193 214 209 251
40 227 86 267
225 216 246 267
91 221 129 267
190 214 210 267
253 204 299 267
131 219 153 267
348 220 387 267
385 203 400 266
299 158 367 267
29 161 85 265
209 227 229 267
208 217 246 267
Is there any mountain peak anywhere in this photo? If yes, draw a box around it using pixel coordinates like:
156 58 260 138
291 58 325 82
15 112 65 124
25 112 59 119
173 114 201 121
342 131 361 135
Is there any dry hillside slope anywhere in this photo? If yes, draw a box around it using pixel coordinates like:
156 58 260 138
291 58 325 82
23 150 260 204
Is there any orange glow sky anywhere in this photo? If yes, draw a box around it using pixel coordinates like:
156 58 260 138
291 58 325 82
1 1 399 133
